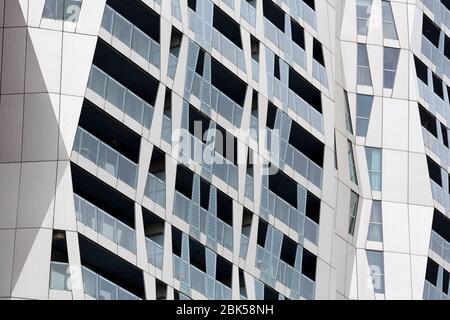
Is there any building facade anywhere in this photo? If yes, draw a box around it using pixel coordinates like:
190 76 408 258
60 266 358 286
0 0 448 300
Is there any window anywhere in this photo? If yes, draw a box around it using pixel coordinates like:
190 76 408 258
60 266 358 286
382 1 398 40
344 91 353 134
42 0 83 22
356 0 372 36
366 147 382 191
348 140 358 185
349 191 359 236
366 250 385 294
357 44 372 86
383 47 400 89
356 94 373 137
367 201 383 242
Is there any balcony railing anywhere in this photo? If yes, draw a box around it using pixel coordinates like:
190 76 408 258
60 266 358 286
74 194 136 253
168 52 178 79
429 230 450 264
240 234 249 258
173 190 233 250
50 261 71 291
313 61 328 88
212 29 246 72
216 218 233 251
73 127 138 189
244 174 254 201
87 65 154 129
146 237 164 269
190 74 244 128
101 5 160 68
212 151 239 190
288 89 324 134
82 266 140 300
241 0 256 27
144 173 166 208
162 115 172 144
266 129 323 188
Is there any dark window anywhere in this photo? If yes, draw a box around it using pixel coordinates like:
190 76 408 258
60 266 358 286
422 15 440 47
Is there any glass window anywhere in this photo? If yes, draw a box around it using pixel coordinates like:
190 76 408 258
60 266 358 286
344 90 353 134
348 140 358 185
365 147 382 191
366 250 385 294
42 0 83 22
382 1 398 40
383 47 400 89
356 0 372 36
367 201 383 242
357 44 372 86
349 191 359 236
356 94 373 137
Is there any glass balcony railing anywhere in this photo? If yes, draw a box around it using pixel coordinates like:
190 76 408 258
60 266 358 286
212 29 246 72
190 264 232 299
73 127 138 189
288 89 324 134
244 174 254 201
146 237 163 269
304 217 319 245
430 179 450 214
422 128 440 158
312 61 328 88
252 59 259 82
74 194 136 253
222 0 234 10
82 266 140 300
417 78 447 120
301 2 317 29
168 52 178 79
240 234 249 259
144 173 166 208
241 0 256 27
212 152 238 190
173 190 192 223
162 115 172 144
250 115 258 141
266 129 323 189
211 85 243 128
423 280 449 300
215 281 232 300
292 41 307 70
190 74 244 128
87 65 154 129
300 275 315 300
171 0 181 21
216 218 233 251
173 190 233 250
429 230 450 264
101 5 160 68
276 260 296 290
50 261 71 291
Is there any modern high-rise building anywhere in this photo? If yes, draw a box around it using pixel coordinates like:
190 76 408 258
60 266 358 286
0 0 449 301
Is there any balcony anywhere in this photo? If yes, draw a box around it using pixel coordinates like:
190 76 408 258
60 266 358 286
313 60 328 88
87 65 154 129
244 174 254 201
162 115 172 144
146 237 163 269
173 255 232 299
49 261 71 291
101 5 160 69
429 230 450 264
212 151 238 190
240 234 249 258
144 173 166 208
266 129 323 188
417 78 447 121
241 0 256 27
82 266 140 300
212 28 246 72
74 194 136 254
287 89 324 133
423 280 449 300
191 76 244 128
73 127 138 189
